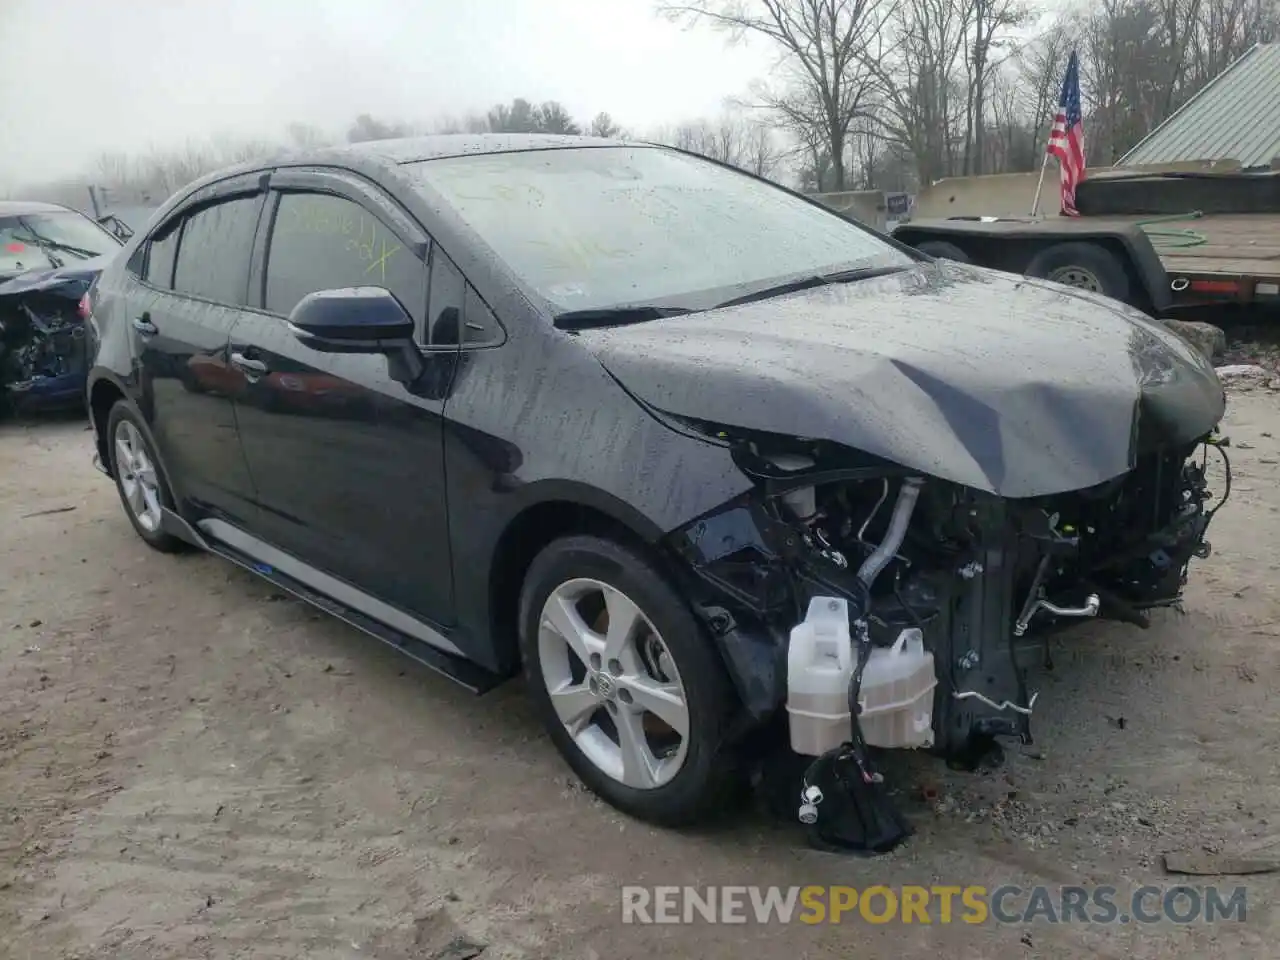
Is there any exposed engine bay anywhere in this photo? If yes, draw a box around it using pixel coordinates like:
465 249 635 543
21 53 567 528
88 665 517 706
668 427 1229 852
0 283 91 417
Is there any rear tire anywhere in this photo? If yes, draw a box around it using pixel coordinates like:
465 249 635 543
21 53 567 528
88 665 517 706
105 402 185 553
916 240 972 263
518 534 743 826
1025 241 1131 303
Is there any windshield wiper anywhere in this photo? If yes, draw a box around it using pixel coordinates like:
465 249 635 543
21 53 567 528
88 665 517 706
713 265 908 310
12 230 101 262
553 305 694 331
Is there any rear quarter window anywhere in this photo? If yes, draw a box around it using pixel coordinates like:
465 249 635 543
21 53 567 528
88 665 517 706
143 222 181 289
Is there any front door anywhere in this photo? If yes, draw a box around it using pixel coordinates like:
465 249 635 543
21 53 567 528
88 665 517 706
229 176 458 627
126 183 266 526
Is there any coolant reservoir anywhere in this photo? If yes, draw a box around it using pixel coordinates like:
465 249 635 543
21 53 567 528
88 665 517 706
786 596 856 757
856 628 938 750
787 598 939 756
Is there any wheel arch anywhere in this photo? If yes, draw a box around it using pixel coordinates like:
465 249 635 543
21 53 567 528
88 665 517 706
485 484 673 672
90 375 180 505
88 373 131 475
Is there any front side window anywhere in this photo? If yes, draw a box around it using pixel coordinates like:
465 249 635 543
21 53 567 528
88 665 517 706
172 195 262 305
0 210 121 274
264 191 426 321
405 146 912 315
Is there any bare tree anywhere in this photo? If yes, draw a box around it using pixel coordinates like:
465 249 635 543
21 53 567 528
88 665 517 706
94 152 133 188
286 122 331 150
536 101 583 134
660 0 898 190
960 0 1030 174
874 0 970 185
1017 20 1071 155
590 112 623 137
433 113 491 134
652 110 787 180
487 99 540 132
742 121 788 177
346 114 410 143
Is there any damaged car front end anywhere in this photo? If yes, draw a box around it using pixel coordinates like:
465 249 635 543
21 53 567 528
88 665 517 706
582 264 1229 852
0 202 122 417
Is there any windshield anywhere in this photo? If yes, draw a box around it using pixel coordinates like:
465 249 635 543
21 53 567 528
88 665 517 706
0 210 121 274
405 146 912 314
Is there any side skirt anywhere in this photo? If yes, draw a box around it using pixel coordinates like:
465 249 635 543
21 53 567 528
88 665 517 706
161 508 506 694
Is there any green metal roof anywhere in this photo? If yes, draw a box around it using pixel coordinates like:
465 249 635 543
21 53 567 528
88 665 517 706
1119 43 1280 170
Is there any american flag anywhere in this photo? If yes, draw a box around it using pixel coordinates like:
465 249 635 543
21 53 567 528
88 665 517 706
1046 50 1086 216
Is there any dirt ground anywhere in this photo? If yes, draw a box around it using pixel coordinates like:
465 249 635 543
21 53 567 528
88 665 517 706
2 389 1279 960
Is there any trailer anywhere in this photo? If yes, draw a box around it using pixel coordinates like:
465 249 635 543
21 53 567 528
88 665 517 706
886 169 1280 317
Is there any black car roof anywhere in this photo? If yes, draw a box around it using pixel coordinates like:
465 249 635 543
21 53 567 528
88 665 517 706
0 200 74 217
339 133 644 165
134 134 662 244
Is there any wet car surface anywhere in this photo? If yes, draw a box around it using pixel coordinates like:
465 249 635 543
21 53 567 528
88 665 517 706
82 134 1228 839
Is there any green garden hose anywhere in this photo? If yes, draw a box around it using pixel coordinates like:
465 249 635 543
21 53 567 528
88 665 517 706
1135 211 1209 248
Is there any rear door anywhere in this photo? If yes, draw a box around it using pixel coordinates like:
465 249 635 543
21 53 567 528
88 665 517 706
227 169 459 626
125 175 267 524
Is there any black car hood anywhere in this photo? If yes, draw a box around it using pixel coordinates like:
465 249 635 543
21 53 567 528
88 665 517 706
576 262 1226 498
0 254 111 296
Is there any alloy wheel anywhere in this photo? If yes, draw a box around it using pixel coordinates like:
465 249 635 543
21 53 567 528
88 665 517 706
537 578 690 789
114 420 163 533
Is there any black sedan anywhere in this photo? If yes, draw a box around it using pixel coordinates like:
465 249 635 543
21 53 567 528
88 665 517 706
84 134 1226 834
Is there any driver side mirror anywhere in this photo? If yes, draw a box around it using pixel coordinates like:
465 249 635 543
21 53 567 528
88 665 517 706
288 286 423 383
288 286 416 353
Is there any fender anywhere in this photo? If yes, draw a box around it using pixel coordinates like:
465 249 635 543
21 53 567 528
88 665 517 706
85 369 176 503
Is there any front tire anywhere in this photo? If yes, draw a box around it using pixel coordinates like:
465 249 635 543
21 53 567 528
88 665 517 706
518 534 742 826
105 402 184 553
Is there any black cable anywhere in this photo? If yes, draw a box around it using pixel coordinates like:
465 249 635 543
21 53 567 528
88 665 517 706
1207 442 1232 520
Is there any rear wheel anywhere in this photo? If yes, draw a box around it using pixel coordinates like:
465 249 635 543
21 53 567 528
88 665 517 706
106 402 184 552
1025 241 1131 303
519 534 742 825
916 240 972 263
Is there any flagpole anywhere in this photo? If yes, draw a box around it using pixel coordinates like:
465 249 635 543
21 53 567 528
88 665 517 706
1031 145 1051 217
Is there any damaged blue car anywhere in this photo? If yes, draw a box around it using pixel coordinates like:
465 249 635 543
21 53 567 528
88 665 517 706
0 200 124 417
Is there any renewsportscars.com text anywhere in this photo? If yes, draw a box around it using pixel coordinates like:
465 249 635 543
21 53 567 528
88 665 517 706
620 884 1248 925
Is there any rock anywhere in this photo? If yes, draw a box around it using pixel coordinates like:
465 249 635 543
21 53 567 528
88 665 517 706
1161 319 1226 360
1215 363 1271 383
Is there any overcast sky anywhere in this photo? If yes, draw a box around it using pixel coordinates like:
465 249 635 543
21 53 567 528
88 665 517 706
0 0 774 189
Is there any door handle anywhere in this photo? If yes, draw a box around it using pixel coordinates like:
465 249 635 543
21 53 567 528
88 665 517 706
230 352 269 378
132 316 158 337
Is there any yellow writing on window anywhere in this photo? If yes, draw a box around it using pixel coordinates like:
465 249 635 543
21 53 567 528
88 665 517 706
277 200 402 281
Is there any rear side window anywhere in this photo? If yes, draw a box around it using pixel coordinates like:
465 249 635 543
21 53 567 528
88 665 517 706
172 194 262 305
144 222 181 289
264 191 426 321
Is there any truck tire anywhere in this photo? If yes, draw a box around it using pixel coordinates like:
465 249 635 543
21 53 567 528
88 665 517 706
915 240 971 263
1025 242 1131 303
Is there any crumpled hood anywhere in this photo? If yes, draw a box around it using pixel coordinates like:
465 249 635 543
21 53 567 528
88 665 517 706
577 262 1226 498
0 254 111 296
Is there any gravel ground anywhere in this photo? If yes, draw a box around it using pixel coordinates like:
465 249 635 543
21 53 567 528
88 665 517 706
2 386 1279 960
